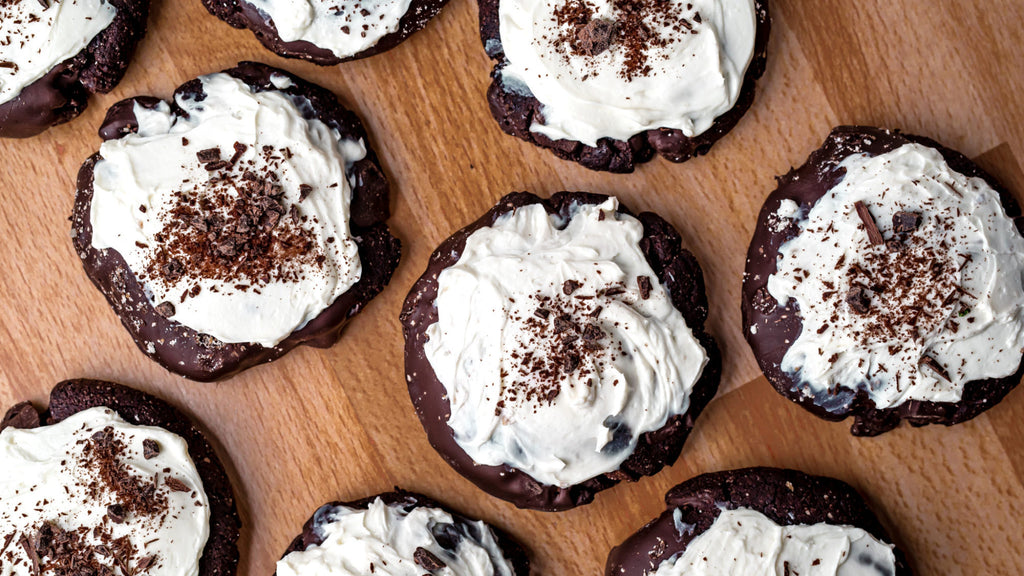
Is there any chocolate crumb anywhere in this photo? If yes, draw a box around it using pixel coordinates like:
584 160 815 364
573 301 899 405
196 148 221 163
106 504 126 524
413 547 446 571
637 275 652 299
844 287 871 314
143 439 160 459
853 201 884 246
165 477 190 493
576 18 617 56
892 211 922 234
154 301 176 318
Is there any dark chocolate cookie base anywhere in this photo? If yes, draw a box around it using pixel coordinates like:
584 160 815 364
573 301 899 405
71 61 401 381
401 192 721 511
200 0 449 65
742 125 1024 436
0 0 149 138
276 490 530 575
605 467 913 576
1 379 240 576
478 0 770 173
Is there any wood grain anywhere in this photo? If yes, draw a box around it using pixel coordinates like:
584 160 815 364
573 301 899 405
1 0 1023 574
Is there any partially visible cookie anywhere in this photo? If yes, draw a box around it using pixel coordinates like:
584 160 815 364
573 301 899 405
71 62 400 381
0 0 149 138
0 379 240 576
742 126 1024 436
402 192 720 510
606 467 912 576
275 490 530 575
480 0 770 172
201 0 449 65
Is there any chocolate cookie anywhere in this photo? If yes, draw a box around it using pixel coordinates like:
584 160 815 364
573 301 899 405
201 0 449 65
743 126 1024 436
479 0 770 172
71 61 400 381
0 379 240 576
275 490 530 575
401 192 720 510
0 0 149 138
606 467 912 576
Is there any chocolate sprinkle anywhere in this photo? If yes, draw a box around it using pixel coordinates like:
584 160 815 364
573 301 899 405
413 547 446 571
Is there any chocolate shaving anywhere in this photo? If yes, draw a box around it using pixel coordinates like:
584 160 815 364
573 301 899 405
165 477 190 493
154 301 176 318
562 279 582 295
142 439 160 460
106 504 126 524
854 201 884 246
637 275 652 299
0 60 17 70
195 148 221 163
920 356 951 382
204 160 231 172
19 536 40 576
413 547 446 571
844 286 871 314
229 142 248 165
576 18 617 56
533 308 551 320
892 211 922 234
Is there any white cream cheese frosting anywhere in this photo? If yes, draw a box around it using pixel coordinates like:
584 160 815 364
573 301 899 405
766 143 1024 410
88 72 366 347
242 0 414 59
0 0 117 106
0 406 210 576
276 497 516 576
423 198 708 487
497 0 757 146
653 507 896 576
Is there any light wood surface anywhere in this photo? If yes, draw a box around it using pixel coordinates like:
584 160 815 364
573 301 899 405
2 0 1024 574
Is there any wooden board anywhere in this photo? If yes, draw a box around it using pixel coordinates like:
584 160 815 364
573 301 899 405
2 0 1024 573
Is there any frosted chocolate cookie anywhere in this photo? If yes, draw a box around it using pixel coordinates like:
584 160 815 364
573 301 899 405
0 0 149 138
276 491 530 575
606 467 911 576
743 126 1024 436
402 192 720 510
480 0 770 172
71 62 400 381
0 379 239 576
202 0 449 64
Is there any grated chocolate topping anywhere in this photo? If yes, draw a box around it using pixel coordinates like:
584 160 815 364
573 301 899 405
495 281 631 419
139 142 338 302
548 0 704 81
